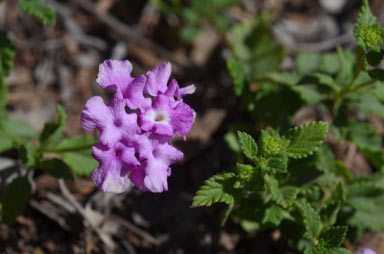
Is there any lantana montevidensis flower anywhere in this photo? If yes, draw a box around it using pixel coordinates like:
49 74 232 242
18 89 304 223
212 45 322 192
355 249 376 254
81 60 195 193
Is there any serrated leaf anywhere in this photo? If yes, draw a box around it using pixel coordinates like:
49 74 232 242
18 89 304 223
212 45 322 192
354 0 379 51
260 130 290 155
0 31 15 78
321 202 341 229
59 150 97 177
1 177 31 224
40 158 74 180
296 199 321 240
320 226 348 248
227 56 249 96
237 131 258 160
260 153 288 174
17 0 56 26
192 172 239 207
39 105 67 150
267 175 298 208
261 204 283 227
285 122 328 159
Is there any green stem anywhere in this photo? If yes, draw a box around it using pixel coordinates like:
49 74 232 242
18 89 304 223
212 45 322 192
349 78 378 92
47 143 96 153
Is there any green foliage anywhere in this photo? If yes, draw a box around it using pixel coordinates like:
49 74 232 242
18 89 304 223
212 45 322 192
40 158 74 181
1 177 32 224
319 226 348 248
237 131 258 160
354 0 383 52
59 150 97 177
19 143 41 167
192 172 239 207
39 105 67 150
17 0 56 26
0 32 15 78
296 199 321 241
285 122 328 159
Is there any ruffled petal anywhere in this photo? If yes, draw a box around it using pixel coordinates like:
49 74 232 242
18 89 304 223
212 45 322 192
130 164 147 191
96 60 133 90
143 158 169 193
153 143 183 165
144 62 171 96
81 96 113 132
170 102 195 137
123 75 151 111
91 144 131 193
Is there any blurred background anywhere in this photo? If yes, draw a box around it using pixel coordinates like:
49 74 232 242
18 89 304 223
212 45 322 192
1 0 384 253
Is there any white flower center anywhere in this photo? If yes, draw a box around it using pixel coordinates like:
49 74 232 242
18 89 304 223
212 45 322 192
148 110 169 124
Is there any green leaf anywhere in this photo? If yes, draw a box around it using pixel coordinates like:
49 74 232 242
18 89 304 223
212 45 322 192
354 0 380 50
347 120 381 150
360 147 384 171
366 49 384 66
319 53 340 75
40 158 74 180
328 248 351 254
192 172 239 207
224 131 241 153
266 72 301 86
0 32 15 78
259 153 288 174
53 136 96 151
267 175 298 208
227 56 249 96
59 150 97 177
0 128 13 153
321 202 341 229
5 118 38 140
1 177 32 224
349 91 384 119
334 181 345 203
231 15 284 79
0 78 7 111
261 204 283 227
19 143 41 167
319 226 348 248
237 131 258 160
260 130 290 155
17 0 56 26
290 84 325 104
39 105 67 150
180 25 200 42
315 145 336 173
285 122 328 159
296 199 321 240
296 52 320 75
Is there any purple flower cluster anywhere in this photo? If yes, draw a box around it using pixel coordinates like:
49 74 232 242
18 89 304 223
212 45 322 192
81 60 195 193
355 249 376 254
